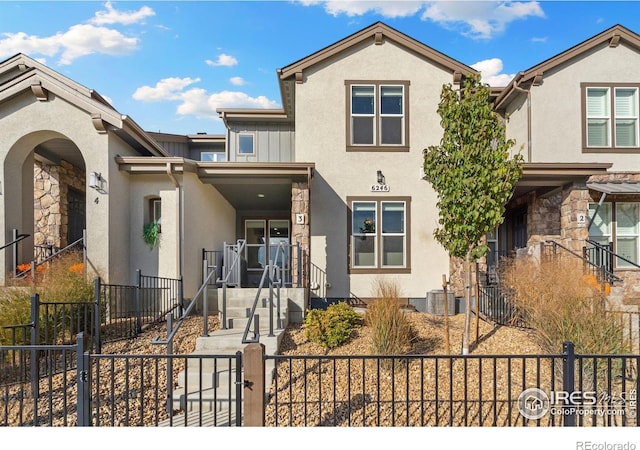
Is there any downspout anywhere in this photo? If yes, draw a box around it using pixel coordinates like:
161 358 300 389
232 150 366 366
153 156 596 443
512 77 532 162
166 162 183 280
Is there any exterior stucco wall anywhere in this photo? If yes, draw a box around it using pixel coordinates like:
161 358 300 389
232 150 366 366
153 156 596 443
294 38 451 299
525 42 640 169
182 172 235 297
0 91 119 283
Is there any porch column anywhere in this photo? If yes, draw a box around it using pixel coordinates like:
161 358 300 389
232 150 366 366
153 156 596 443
291 180 310 288
560 184 590 252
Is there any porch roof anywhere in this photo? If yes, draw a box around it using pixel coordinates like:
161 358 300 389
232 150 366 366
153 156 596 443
513 162 612 199
115 157 314 210
586 181 640 194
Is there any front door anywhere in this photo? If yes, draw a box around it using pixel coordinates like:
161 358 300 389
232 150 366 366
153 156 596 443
67 188 85 245
244 219 290 286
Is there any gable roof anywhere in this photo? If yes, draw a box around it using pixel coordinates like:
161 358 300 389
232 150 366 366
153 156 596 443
278 21 477 81
495 24 640 109
0 53 167 157
218 22 479 124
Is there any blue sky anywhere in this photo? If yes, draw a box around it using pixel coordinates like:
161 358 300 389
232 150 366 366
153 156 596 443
2 1 640 136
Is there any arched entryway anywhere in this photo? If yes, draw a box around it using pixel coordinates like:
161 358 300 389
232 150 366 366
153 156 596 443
5 131 86 272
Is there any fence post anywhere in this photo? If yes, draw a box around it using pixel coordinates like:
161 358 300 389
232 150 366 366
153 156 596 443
234 351 243 426
30 293 40 399
82 229 87 278
12 228 18 277
243 343 265 426
203 259 209 336
178 276 184 318
562 341 576 427
93 278 102 354
76 332 91 426
135 269 142 335
166 314 173 417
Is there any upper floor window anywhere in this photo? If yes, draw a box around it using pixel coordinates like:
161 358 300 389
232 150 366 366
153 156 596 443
238 133 255 155
583 84 639 151
346 81 409 152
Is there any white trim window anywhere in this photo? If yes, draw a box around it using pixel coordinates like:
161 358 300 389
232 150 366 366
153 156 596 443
350 83 405 147
616 202 639 268
586 86 639 148
588 201 640 268
238 133 255 155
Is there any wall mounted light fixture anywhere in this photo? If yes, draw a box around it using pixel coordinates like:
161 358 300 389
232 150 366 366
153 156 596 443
89 172 106 193
377 170 385 184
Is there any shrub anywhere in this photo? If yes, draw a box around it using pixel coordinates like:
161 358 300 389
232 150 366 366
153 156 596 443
500 254 628 355
366 278 412 355
304 302 361 349
0 251 94 345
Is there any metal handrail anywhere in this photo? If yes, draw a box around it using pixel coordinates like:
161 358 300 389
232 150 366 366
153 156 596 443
151 261 217 346
585 239 640 271
0 233 29 251
218 239 246 330
241 242 285 344
544 240 621 284
14 234 85 280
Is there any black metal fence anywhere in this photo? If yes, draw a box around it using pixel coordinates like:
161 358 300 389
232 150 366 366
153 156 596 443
265 343 639 427
0 333 242 426
477 284 527 328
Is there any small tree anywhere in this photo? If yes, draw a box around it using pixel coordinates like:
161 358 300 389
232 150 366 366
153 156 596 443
423 73 523 354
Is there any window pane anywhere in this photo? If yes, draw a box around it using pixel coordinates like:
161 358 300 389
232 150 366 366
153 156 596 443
352 86 374 114
353 202 376 234
587 88 609 116
382 202 404 233
616 203 639 235
352 117 374 145
587 119 609 147
615 88 637 117
588 203 611 237
238 135 254 154
380 86 403 114
616 237 638 267
353 235 376 267
382 236 404 266
616 119 637 147
380 117 402 145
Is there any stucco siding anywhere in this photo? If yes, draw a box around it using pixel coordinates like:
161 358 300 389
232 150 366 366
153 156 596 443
182 173 235 297
529 42 640 169
295 38 451 298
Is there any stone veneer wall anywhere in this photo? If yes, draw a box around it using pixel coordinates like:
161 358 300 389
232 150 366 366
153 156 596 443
34 159 85 249
291 180 310 289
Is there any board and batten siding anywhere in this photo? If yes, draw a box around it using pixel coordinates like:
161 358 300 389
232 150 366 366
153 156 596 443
228 123 295 162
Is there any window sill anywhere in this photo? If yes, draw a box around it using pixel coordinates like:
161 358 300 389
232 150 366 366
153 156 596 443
583 147 640 154
347 145 410 153
349 267 411 274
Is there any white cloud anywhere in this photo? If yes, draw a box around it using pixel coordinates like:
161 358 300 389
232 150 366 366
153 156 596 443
205 54 238 67
471 58 515 87
422 1 545 39
90 1 155 26
0 2 152 64
300 1 545 40
319 1 424 18
230 76 246 86
133 77 279 120
133 77 201 101
0 25 139 64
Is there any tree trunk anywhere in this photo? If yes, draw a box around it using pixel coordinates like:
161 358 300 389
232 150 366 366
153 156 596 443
442 274 450 355
462 249 472 355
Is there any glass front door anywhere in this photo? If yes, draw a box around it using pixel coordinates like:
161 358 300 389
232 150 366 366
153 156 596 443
244 219 290 272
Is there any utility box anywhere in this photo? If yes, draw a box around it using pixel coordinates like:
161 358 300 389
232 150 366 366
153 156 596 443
426 290 456 316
